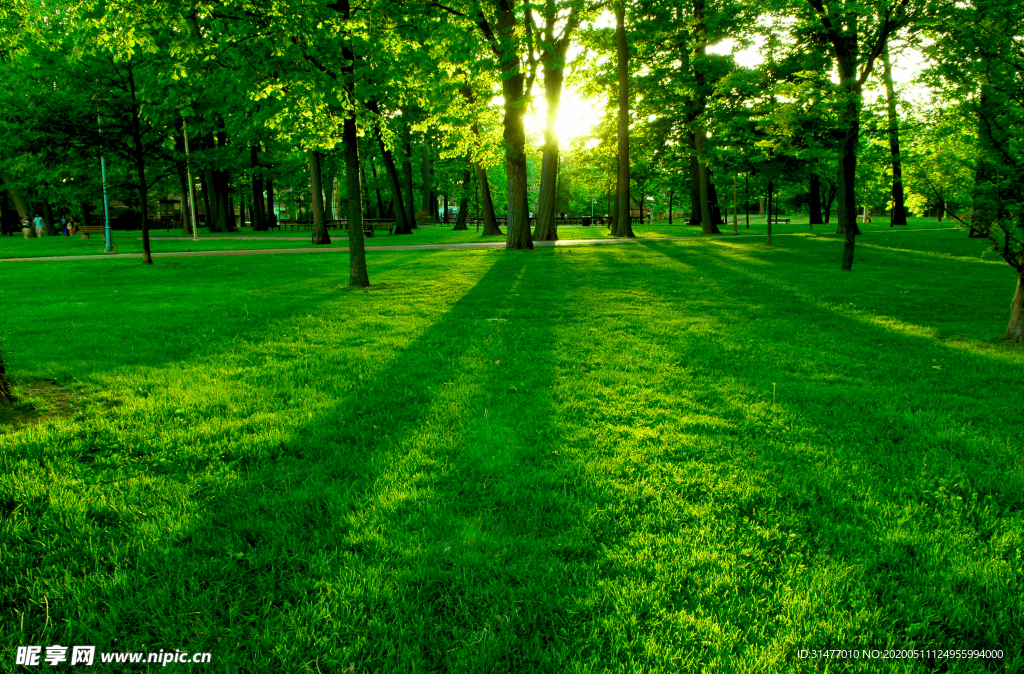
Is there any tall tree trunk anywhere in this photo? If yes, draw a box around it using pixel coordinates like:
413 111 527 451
338 0 368 286
534 36 570 241
667 188 674 225
217 129 235 232
497 1 532 249
833 41 861 270
401 123 417 228
127 65 152 264
370 159 386 218
454 163 471 230
707 171 723 228
309 149 331 245
611 0 634 238
809 172 823 225
971 84 1000 235
250 145 266 231
360 162 373 218
745 173 750 228
688 150 701 226
266 179 276 227
42 200 57 236
177 161 194 235
365 102 411 234
692 0 719 235
478 166 501 235
324 175 335 222
421 143 432 217
196 131 219 232
3 175 28 219
1006 257 1024 342
882 44 908 226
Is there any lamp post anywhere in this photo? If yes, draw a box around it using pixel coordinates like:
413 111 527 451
183 119 199 242
98 115 113 253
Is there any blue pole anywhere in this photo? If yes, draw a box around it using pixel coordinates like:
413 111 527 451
101 156 113 252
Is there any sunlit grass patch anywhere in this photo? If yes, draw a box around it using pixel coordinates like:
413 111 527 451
1 233 1022 672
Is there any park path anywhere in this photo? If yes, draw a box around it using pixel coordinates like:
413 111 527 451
0 228 959 263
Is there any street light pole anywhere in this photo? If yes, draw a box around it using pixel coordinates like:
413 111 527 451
183 119 199 242
98 114 113 253
101 156 113 252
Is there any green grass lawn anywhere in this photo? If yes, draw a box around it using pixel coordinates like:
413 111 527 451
1 229 1021 672
0 216 960 259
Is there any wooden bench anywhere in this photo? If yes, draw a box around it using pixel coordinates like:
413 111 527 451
769 218 791 224
333 219 395 236
76 225 106 239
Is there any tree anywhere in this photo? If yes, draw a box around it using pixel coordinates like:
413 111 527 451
609 0 634 238
923 0 1024 340
798 0 916 270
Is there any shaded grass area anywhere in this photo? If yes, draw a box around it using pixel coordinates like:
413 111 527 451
1 231 1022 672
0 217 960 260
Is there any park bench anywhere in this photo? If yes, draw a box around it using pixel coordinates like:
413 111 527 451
77 225 106 239
335 219 395 236
769 218 791 223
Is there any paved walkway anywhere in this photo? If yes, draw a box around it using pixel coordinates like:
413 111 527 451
0 228 960 263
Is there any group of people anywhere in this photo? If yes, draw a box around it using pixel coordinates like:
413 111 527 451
16 214 80 238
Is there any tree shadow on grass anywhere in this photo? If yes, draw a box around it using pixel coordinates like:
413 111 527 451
8 249 633 673
617 240 1022 667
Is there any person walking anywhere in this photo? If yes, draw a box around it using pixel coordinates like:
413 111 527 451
33 212 43 237
21 216 31 239
59 215 69 236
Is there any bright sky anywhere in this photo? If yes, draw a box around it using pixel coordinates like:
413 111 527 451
523 35 928 148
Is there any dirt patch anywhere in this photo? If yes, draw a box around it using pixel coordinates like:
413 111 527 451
0 381 88 432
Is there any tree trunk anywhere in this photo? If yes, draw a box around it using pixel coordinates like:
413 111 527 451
360 162 373 218
497 2 533 249
3 176 28 219
126 65 152 264
882 45 908 226
745 173 750 228
250 145 266 231
454 163 471 230
832 42 861 270
421 143 431 216
707 171 724 229
366 105 411 234
668 188 674 225
478 166 501 235
766 181 773 245
534 37 570 242
266 179 276 227
41 200 57 236
809 173 823 225
688 141 701 226
324 175 334 222
338 0 368 286
1006 260 1024 342
402 123 417 228
370 159 386 219
0 348 12 404
309 150 331 245
611 0 634 238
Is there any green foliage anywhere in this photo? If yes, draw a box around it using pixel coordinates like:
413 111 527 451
2 229 1022 670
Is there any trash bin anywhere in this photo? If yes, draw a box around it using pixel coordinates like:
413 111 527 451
581 217 591 227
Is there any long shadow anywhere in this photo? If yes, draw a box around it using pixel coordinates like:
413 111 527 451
617 239 1022 664
0 252 410 383
8 248 632 672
